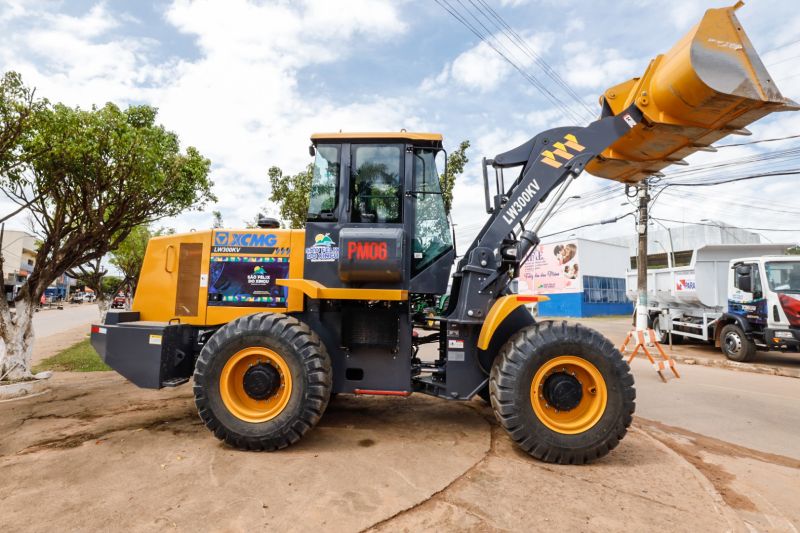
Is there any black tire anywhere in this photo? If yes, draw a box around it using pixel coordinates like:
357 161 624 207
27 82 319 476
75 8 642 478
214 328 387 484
490 321 635 464
193 313 332 450
650 314 681 345
720 323 756 362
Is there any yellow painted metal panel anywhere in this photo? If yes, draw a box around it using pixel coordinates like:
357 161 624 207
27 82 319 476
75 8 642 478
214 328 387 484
133 231 211 325
276 278 408 301
311 132 443 142
477 295 549 350
587 2 798 183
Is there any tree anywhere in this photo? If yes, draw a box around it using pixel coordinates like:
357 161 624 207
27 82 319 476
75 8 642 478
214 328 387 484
212 210 224 228
101 275 124 296
0 97 215 381
110 225 173 297
67 258 112 321
788 245 800 255
441 140 470 215
0 72 44 224
268 164 313 228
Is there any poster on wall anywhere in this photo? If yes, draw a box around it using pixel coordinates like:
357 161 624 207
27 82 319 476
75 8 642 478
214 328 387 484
207 256 290 307
518 240 582 295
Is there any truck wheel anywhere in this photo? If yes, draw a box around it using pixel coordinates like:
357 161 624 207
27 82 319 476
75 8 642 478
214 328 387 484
720 323 756 362
193 313 332 451
490 321 635 464
651 315 681 345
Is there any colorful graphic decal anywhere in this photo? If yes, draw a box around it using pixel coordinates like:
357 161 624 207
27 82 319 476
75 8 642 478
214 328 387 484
519 239 581 294
208 257 289 308
675 275 696 292
306 233 340 263
211 230 290 255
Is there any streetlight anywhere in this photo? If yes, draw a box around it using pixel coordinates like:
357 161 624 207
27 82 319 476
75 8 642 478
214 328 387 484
649 218 676 268
653 240 672 268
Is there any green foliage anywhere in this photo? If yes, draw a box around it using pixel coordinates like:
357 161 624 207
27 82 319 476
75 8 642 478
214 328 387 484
33 340 111 373
442 140 470 214
6 100 214 302
0 71 42 179
788 245 800 256
212 210 224 228
110 225 172 293
268 164 312 228
101 275 124 295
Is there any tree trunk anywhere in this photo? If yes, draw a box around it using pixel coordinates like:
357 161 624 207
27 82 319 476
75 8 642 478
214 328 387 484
0 298 36 381
96 294 110 323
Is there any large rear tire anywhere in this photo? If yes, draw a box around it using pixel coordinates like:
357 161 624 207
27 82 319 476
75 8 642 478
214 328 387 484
490 321 635 464
193 313 332 450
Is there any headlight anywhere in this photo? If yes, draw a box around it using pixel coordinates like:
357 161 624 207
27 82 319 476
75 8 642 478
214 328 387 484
774 331 793 339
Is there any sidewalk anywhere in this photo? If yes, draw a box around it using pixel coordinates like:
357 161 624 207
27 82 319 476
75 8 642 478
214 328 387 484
547 315 800 380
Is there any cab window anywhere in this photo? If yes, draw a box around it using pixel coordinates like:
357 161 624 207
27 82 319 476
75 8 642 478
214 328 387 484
412 149 453 275
308 144 340 222
350 144 402 223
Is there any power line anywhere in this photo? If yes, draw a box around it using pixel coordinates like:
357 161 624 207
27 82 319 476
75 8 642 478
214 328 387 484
762 37 800 55
715 133 800 147
434 0 588 124
470 0 595 120
652 217 800 233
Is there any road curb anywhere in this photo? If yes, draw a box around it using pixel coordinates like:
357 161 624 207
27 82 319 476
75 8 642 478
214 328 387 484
670 353 800 380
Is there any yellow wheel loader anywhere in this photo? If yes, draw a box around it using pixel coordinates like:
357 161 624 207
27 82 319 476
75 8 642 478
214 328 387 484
91 3 795 463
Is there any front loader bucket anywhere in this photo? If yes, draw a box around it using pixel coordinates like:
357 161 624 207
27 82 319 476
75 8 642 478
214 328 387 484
587 1 798 183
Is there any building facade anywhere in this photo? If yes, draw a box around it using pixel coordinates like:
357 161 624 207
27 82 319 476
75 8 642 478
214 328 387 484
518 238 633 317
1 230 37 299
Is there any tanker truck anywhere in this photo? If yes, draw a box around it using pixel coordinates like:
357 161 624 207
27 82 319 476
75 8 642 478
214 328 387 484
627 245 800 361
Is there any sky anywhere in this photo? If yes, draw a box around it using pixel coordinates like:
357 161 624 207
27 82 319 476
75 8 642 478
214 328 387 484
2 0 800 253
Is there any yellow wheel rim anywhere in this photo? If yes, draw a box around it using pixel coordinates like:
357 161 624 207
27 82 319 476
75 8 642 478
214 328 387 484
220 347 293 423
530 356 607 434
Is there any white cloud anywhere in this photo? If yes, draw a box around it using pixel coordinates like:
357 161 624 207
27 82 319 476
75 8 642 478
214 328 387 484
0 0 413 231
560 42 638 90
421 31 553 94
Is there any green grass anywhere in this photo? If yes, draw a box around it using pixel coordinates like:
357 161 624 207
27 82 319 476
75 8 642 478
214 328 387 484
33 339 111 373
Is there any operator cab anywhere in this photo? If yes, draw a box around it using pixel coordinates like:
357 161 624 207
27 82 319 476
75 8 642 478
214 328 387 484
305 132 454 294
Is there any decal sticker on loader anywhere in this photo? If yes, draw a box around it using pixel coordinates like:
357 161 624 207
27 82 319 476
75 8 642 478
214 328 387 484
539 133 584 169
212 231 289 255
207 256 289 307
306 233 340 263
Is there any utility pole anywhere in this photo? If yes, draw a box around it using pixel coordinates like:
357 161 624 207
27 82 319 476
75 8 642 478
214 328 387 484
636 181 650 331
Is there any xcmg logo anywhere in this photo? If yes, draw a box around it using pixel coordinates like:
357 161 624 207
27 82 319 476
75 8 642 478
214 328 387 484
214 232 278 247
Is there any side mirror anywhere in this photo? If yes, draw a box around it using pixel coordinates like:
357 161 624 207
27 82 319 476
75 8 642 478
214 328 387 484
309 144 316 157
738 274 752 294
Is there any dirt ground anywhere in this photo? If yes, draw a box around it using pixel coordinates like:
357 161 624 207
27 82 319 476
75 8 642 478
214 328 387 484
2 371 798 532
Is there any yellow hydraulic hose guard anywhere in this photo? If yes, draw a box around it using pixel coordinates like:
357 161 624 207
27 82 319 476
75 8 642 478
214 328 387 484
587 1 798 183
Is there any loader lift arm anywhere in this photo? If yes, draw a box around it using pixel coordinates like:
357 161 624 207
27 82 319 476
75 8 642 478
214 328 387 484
446 103 644 325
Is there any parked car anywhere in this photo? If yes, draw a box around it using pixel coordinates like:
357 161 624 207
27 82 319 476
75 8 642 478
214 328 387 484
111 294 127 309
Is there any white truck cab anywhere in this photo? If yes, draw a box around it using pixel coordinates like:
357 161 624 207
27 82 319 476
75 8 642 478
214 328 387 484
723 256 800 360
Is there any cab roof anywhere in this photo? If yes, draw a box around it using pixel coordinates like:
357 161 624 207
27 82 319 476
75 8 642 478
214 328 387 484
310 132 443 143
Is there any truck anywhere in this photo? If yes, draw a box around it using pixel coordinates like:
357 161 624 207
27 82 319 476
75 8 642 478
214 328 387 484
628 245 800 361
89 4 796 463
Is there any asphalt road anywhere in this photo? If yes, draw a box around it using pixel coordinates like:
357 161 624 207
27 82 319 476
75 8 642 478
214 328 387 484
631 358 800 460
32 304 98 338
